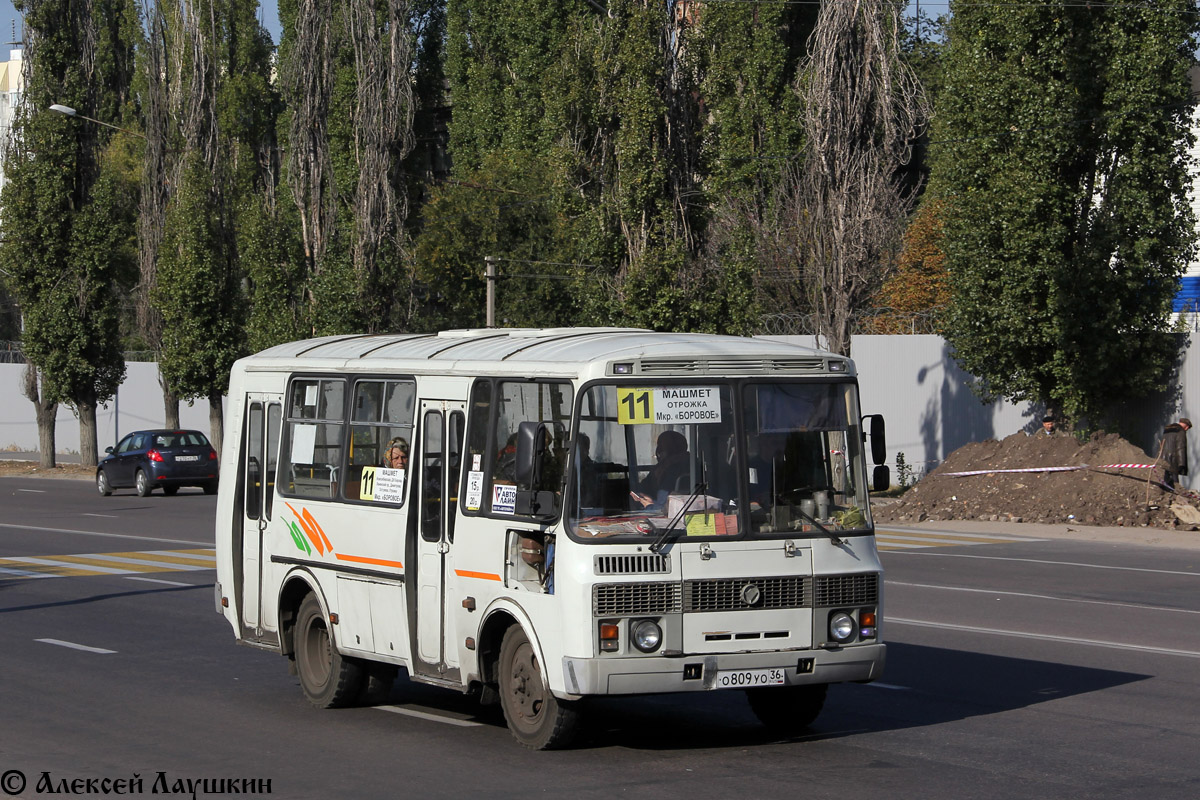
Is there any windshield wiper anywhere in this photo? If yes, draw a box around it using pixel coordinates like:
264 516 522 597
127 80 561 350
649 481 707 554
784 499 843 546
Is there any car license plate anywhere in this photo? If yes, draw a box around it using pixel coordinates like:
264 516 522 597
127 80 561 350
714 668 786 689
176 455 199 462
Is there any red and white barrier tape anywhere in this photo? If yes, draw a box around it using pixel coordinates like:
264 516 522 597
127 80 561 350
937 463 1159 477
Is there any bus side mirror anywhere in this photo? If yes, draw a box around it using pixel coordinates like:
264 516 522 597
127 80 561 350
862 414 886 465
515 421 548 490
873 464 890 493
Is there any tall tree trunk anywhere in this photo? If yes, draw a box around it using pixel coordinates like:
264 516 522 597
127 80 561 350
208 393 224 456
160 369 180 429
22 364 57 469
77 401 99 467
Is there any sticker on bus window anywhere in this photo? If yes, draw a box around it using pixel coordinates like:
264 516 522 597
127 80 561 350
492 484 517 514
291 424 317 463
465 470 484 510
618 387 722 425
360 466 405 503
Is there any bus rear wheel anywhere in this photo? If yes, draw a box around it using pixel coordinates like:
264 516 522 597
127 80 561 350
294 594 363 708
498 626 579 750
746 683 827 735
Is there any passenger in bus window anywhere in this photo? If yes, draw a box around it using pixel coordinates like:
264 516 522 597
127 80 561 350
631 430 690 509
382 437 409 469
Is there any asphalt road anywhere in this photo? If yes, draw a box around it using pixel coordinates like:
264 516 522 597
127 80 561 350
1 476 1198 799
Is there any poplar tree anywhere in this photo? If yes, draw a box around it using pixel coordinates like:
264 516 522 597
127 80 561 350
278 0 419 336
0 0 140 467
933 0 1199 422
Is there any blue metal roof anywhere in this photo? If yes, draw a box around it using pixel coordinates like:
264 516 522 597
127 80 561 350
1174 276 1200 313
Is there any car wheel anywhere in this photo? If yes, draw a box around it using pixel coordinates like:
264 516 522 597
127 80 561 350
135 469 152 497
163 485 179 496
202 481 218 495
96 470 112 497
498 625 580 750
294 594 364 708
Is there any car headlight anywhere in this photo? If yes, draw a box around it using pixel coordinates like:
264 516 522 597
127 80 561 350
829 611 855 643
630 619 662 653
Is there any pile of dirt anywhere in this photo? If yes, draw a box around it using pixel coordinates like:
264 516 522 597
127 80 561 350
873 431 1200 530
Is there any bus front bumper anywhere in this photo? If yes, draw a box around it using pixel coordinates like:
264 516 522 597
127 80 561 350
559 643 885 698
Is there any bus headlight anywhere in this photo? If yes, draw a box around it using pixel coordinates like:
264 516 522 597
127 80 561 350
829 612 855 643
630 619 663 653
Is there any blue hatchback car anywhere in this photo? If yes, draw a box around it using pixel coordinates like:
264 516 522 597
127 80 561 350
96 429 219 497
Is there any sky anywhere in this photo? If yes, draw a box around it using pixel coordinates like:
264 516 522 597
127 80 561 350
0 2 282 51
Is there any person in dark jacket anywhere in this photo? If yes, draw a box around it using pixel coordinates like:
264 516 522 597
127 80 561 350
1161 418 1191 490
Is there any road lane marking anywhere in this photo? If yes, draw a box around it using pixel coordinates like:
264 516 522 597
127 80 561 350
876 528 1045 551
36 638 116 654
888 580 1200 615
0 549 216 580
866 683 911 691
7 557 131 575
0 521 210 547
889 617 1200 658
0 565 52 579
17 489 46 493
81 513 118 518
375 705 483 727
126 577 194 586
884 549 1200 577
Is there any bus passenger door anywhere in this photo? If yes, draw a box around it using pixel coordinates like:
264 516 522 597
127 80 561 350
411 400 465 681
238 393 282 641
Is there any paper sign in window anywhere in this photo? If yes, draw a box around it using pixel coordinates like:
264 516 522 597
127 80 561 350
291 424 317 463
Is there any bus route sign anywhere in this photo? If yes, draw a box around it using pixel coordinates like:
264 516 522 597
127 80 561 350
617 387 722 425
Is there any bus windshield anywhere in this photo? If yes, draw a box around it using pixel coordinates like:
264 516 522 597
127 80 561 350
568 380 872 542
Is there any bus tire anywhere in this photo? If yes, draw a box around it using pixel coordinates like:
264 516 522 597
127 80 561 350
498 625 579 750
294 593 364 708
746 683 827 735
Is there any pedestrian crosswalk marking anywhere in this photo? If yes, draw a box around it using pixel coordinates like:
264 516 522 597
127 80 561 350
875 528 1044 551
0 549 215 580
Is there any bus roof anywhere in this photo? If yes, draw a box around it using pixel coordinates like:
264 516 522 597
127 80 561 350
238 328 852 378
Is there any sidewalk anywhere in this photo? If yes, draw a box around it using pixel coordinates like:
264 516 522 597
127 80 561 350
879 518 1200 551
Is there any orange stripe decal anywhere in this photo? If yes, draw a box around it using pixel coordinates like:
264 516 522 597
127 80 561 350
302 507 334 552
336 553 404 570
455 569 502 582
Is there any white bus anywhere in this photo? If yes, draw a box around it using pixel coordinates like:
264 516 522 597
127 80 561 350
214 328 889 749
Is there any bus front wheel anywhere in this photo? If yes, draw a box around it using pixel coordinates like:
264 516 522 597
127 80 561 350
746 683 827 735
294 594 363 708
498 626 579 750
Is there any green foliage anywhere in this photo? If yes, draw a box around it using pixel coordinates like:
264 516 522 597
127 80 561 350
1 0 139 423
414 154 581 330
155 155 247 400
932 1 1198 422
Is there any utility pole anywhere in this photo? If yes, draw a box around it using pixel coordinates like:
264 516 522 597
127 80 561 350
485 256 497 328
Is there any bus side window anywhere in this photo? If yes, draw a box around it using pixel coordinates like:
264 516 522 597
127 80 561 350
281 378 345 501
491 380 573 519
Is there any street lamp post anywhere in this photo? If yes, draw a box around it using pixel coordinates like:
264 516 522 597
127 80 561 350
48 104 146 140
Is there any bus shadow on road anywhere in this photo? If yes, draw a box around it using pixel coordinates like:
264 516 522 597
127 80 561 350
468 642 1149 751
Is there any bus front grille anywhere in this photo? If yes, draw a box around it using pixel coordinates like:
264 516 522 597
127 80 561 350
683 576 810 612
593 582 682 616
594 553 671 575
593 572 877 617
813 573 879 607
